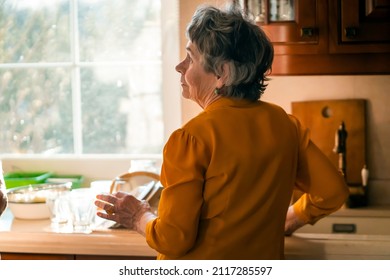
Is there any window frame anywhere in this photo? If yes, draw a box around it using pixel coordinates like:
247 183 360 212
0 0 181 161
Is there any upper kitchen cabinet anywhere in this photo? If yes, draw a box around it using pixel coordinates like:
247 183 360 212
240 0 390 75
243 0 328 55
329 0 390 53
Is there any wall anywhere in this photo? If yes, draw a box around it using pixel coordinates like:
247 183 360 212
179 1 390 205
264 75 390 206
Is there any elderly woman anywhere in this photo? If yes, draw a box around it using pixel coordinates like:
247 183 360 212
96 4 348 259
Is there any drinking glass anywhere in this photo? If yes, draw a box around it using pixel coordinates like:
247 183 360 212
69 189 96 233
46 189 71 224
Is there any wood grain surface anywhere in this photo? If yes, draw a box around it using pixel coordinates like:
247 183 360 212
292 99 366 185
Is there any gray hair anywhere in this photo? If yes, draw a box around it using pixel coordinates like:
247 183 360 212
186 4 273 101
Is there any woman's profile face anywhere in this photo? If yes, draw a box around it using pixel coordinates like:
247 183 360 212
175 41 218 108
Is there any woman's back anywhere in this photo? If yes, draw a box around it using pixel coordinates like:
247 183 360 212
155 98 299 259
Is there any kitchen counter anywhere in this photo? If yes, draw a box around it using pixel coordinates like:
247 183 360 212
0 209 157 259
1 206 390 260
286 233 390 259
328 204 390 218
288 205 390 259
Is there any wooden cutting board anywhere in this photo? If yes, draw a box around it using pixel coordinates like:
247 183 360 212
292 99 366 185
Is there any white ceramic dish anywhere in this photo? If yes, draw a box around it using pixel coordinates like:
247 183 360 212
6 183 72 220
8 201 51 220
7 183 72 203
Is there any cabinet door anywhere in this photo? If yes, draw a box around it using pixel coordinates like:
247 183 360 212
329 0 390 53
243 0 390 74
255 0 331 74
259 0 328 55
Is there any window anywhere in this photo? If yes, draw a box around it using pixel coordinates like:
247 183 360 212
0 0 180 156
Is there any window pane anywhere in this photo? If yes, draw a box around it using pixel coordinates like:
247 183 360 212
78 0 161 61
0 68 73 153
0 0 166 155
0 0 71 63
80 65 163 154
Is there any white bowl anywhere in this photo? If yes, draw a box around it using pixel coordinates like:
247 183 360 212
7 182 72 203
6 182 71 220
8 201 51 220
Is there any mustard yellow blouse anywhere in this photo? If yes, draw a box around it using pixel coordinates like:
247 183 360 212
145 97 348 259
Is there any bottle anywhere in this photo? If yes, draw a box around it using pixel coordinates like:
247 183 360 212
361 164 369 205
361 165 369 187
347 164 369 208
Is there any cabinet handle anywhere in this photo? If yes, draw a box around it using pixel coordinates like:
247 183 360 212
300 27 315 38
345 27 358 38
332 223 356 233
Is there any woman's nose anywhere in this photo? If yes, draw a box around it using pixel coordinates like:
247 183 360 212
175 60 185 74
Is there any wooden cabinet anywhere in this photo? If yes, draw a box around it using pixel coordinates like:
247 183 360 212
329 0 390 54
1 253 74 260
0 252 156 260
243 0 390 75
259 0 328 55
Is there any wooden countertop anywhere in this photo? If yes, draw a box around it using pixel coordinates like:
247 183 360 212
0 209 157 257
1 206 390 259
331 205 390 218
288 205 390 259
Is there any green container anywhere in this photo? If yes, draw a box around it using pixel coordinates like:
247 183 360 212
45 174 84 189
4 172 53 189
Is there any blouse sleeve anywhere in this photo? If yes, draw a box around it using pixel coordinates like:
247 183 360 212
289 115 349 225
145 128 209 258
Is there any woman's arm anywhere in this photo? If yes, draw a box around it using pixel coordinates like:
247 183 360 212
285 116 349 234
292 140 349 226
145 129 207 258
285 205 306 236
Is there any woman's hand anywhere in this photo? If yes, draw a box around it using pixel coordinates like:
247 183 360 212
0 189 7 216
95 192 152 231
284 205 306 236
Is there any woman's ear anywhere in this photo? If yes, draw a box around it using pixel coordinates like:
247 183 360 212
216 62 230 89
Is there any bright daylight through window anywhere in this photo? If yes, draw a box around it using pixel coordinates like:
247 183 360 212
0 0 177 155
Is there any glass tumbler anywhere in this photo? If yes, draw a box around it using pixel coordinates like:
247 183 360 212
69 188 97 234
46 188 71 224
